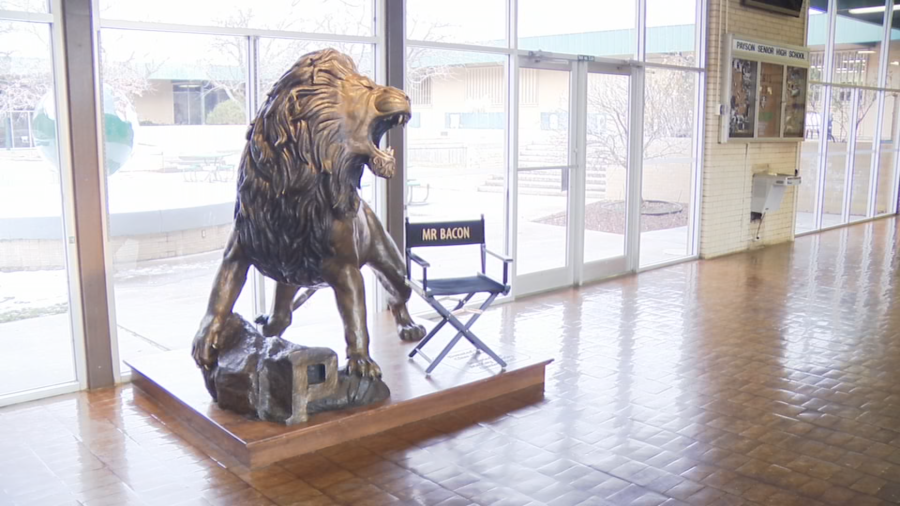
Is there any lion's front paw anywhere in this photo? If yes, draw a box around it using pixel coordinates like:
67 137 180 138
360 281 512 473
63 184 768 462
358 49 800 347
398 323 426 342
345 354 383 378
192 314 225 369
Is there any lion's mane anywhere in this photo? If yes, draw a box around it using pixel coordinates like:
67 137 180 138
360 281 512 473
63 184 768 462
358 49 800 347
233 49 365 285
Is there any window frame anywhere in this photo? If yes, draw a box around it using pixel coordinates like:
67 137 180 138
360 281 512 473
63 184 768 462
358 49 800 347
0 2 89 406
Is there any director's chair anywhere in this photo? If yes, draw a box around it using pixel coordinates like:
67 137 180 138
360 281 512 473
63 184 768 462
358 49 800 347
405 216 512 374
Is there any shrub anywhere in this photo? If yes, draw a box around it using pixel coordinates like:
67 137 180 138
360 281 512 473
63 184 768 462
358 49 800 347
206 100 245 125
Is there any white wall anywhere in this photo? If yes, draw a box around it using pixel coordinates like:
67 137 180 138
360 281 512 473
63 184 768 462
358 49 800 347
700 0 808 258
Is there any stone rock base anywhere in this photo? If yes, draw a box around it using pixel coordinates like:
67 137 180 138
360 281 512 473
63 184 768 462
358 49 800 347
202 314 389 425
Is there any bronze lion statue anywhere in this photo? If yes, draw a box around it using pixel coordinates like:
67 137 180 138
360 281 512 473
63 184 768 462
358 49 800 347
192 49 425 379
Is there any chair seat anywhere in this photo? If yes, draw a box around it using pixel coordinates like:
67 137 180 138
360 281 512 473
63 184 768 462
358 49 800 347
426 275 505 296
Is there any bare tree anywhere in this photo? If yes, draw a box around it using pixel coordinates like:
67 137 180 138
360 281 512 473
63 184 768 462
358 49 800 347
0 23 52 116
406 16 455 92
826 89 875 144
0 59 51 115
202 4 375 120
100 47 163 112
582 56 695 172
206 3 456 115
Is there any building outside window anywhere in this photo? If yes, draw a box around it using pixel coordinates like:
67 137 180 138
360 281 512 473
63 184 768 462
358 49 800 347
408 76 432 106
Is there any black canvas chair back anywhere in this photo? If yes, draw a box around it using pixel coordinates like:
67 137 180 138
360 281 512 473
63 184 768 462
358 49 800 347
405 217 512 375
406 219 486 249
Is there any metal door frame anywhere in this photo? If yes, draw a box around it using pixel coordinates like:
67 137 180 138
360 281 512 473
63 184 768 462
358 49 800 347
580 61 642 286
513 54 638 297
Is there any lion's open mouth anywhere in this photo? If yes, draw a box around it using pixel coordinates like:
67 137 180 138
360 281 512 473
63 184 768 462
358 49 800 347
367 112 410 178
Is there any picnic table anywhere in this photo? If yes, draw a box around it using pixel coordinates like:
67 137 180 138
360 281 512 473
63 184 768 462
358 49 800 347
174 151 239 182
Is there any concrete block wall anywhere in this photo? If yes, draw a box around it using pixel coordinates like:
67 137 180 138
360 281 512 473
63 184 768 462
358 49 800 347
700 0 807 258
0 240 67 270
1 224 232 270
108 224 233 266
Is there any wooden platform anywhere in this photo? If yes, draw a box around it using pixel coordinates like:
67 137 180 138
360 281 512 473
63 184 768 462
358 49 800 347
127 313 552 469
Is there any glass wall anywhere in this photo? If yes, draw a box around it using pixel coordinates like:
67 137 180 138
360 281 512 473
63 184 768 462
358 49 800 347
0 15 80 398
832 0 885 89
403 46 508 313
646 0 698 65
877 92 899 214
796 0 900 233
406 0 511 316
98 29 254 368
640 69 697 267
98 0 374 35
407 0 506 47
0 0 709 396
518 0 637 59
406 0 705 305
796 83 825 234
824 91 850 227
98 2 380 371
851 89 879 222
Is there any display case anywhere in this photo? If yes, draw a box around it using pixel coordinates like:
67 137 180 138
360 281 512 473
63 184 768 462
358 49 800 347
720 34 810 143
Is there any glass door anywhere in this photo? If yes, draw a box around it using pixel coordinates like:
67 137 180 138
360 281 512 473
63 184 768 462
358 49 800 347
515 57 635 295
580 65 633 282
515 60 574 293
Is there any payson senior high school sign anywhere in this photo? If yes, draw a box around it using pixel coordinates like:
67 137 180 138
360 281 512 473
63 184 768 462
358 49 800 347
731 37 809 67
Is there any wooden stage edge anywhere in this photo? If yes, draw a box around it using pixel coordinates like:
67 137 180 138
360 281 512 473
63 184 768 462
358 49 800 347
130 353 552 469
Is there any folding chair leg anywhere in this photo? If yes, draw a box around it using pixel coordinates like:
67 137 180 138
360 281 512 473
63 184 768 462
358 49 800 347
408 294 473 358
425 293 506 374
425 332 466 375
409 315 448 358
454 295 507 368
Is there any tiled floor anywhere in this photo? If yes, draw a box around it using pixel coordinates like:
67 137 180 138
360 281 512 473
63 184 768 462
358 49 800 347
3 217 900 506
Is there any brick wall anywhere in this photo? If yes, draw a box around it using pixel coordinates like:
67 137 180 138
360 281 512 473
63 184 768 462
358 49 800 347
700 0 807 258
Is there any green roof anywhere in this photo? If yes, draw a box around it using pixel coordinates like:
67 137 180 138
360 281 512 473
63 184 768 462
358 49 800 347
142 25 698 79
148 62 245 82
808 13 900 47
518 24 695 57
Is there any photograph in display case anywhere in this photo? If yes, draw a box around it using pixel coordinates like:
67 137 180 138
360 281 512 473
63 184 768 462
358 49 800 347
722 35 810 142
757 62 784 138
783 66 808 138
730 58 758 138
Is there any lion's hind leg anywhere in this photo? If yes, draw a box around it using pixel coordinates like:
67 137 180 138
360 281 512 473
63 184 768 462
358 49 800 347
255 281 300 337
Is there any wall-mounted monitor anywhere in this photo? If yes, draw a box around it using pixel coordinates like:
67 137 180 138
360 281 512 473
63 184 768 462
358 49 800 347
720 34 810 143
741 0 803 17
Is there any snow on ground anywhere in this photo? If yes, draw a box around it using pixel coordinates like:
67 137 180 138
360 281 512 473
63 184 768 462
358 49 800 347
0 269 69 320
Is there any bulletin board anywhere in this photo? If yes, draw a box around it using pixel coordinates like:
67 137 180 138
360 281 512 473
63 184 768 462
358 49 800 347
720 34 810 143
